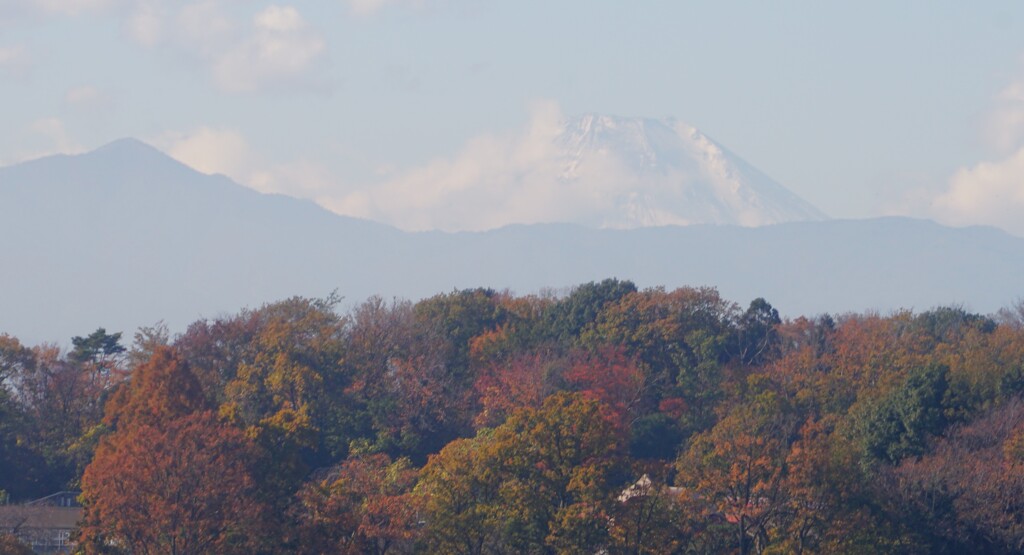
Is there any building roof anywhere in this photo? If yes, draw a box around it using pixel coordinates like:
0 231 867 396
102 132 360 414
0 505 82 531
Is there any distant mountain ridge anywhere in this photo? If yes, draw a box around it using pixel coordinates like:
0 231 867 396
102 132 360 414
552 114 827 228
1 140 1021 344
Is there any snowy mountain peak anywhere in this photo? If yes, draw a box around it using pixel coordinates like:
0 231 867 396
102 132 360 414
553 114 826 228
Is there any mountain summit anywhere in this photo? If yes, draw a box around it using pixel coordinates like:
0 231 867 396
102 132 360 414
554 114 827 228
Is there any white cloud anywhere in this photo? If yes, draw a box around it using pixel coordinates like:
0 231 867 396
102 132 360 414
108 1 327 92
6 118 85 163
255 5 304 32
3 0 328 94
64 85 106 107
154 126 337 202
30 0 116 16
214 4 325 92
31 118 82 153
125 0 166 46
926 68 1024 237
0 0 111 25
119 2 326 93
249 159 338 198
930 146 1024 236
347 0 425 16
212 5 326 93
0 44 32 75
986 80 1024 154
175 0 235 53
157 127 252 181
6 0 328 92
323 101 647 231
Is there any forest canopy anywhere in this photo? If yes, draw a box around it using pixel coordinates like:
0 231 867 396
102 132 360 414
3 282 1024 554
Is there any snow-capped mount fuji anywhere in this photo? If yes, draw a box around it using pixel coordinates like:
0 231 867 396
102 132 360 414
554 114 827 228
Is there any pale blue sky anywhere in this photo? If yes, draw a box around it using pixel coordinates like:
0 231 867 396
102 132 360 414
3 1 1024 233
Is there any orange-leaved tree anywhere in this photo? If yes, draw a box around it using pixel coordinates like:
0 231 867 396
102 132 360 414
675 377 796 555
79 347 267 554
293 453 421 555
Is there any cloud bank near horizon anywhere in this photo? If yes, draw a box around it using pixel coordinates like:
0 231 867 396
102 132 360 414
11 98 1024 238
323 101 609 231
927 73 1024 237
155 102 828 232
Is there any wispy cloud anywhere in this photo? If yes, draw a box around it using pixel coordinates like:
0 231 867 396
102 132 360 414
64 85 111 111
0 44 32 76
212 5 327 93
155 126 337 201
124 0 167 47
121 1 327 93
0 0 116 28
984 79 1024 154
30 0 116 16
347 0 425 17
4 118 86 164
4 1 329 93
31 118 82 153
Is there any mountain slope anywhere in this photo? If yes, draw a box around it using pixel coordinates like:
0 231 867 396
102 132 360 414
555 114 827 228
0 139 409 343
1 140 1020 344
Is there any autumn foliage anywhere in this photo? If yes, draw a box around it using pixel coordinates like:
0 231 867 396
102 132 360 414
2 288 1024 553
293 453 421 554
79 411 262 554
78 348 266 554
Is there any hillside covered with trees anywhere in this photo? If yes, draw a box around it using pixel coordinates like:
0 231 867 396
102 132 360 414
3 281 1024 554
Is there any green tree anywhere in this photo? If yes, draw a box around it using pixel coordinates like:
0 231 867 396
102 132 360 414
542 279 637 345
736 298 782 367
584 287 738 435
853 364 953 466
69 327 126 373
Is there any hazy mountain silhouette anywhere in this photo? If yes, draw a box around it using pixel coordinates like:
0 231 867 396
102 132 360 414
2 139 1021 344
